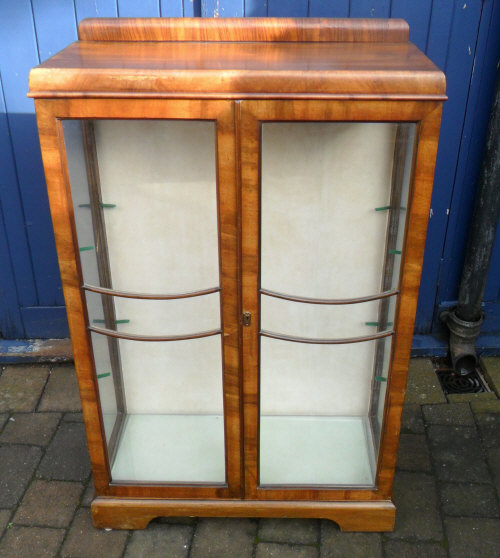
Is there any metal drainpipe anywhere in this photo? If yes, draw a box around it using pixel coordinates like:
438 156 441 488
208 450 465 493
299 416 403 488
442 68 500 376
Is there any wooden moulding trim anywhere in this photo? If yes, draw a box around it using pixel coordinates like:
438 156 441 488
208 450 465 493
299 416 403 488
27 91 449 101
78 17 409 43
260 288 398 305
260 330 393 345
88 326 222 342
83 284 220 300
91 497 396 531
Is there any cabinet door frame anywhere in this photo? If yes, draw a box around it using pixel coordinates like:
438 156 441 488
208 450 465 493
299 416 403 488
35 98 242 499
239 99 442 501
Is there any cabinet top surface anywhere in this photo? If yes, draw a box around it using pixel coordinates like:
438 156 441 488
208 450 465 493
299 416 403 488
28 18 446 100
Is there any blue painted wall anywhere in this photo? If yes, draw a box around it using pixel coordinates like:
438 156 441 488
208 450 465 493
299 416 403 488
0 1 499 349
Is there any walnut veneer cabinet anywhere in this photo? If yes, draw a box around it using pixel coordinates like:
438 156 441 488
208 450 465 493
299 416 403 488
29 17 446 531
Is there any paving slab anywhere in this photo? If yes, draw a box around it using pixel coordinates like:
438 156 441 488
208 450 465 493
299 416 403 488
0 413 8 432
258 518 319 545
386 472 443 541
447 392 496 403
13 479 83 527
400 404 425 434
474 412 500 449
470 399 500 414
0 509 12 537
427 425 491 483
0 525 65 558
156 516 198 526
36 421 91 482
445 517 500 558
384 540 447 558
81 478 95 507
38 365 81 412
63 412 84 422
0 445 42 508
0 413 61 446
256 542 319 558
190 518 257 558
0 367 49 412
487 447 500 499
124 522 192 558
61 508 129 558
396 433 432 472
405 359 446 405
480 356 500 396
422 403 475 426
439 481 499 517
320 521 382 557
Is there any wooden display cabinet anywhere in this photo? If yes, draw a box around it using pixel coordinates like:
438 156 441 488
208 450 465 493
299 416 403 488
29 17 446 531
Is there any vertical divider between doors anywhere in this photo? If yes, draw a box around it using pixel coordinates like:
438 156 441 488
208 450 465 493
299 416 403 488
235 100 246 498
239 103 262 499
218 102 244 497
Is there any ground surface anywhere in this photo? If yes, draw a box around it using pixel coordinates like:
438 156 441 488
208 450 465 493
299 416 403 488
0 358 499 558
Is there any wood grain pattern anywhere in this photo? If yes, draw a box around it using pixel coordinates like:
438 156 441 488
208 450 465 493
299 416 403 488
34 98 242 502
28 41 445 101
239 99 442 503
78 17 409 42
376 104 443 496
35 101 111 492
91 497 396 531
31 18 445 530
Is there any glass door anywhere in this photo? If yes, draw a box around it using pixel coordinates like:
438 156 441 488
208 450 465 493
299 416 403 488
240 101 418 498
58 101 241 497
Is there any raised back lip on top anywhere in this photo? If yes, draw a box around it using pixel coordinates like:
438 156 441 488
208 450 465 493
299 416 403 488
77 17 410 43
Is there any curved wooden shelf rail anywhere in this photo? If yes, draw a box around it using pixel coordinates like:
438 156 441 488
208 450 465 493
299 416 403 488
260 329 394 345
83 284 220 300
88 326 222 342
259 288 398 305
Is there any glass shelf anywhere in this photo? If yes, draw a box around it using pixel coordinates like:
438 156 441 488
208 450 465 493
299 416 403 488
111 413 225 483
260 415 375 486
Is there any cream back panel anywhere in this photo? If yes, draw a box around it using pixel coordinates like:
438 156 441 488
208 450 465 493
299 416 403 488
85 291 221 336
94 120 219 294
64 119 224 417
260 123 397 417
260 337 391 416
118 337 223 415
261 296 396 339
261 122 397 299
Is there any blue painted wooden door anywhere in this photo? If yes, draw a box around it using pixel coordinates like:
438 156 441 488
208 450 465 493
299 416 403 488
0 0 499 344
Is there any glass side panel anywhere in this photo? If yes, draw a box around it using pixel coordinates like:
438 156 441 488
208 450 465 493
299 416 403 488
63 119 225 484
259 122 415 487
90 332 117 443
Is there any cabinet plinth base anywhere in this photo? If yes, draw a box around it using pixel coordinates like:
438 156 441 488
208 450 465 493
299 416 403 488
91 497 396 532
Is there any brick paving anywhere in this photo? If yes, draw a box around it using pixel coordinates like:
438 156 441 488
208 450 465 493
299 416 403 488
0 359 499 558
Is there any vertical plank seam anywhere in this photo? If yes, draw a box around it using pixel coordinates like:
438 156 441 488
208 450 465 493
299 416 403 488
0 69 38 306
